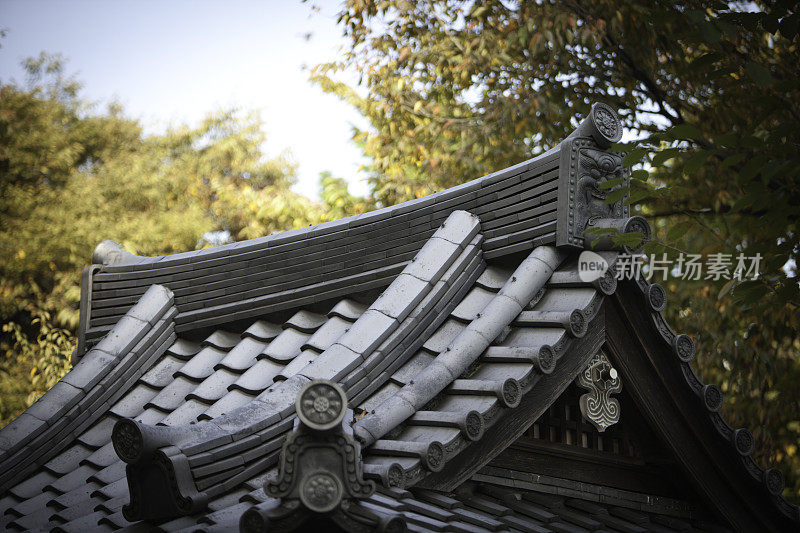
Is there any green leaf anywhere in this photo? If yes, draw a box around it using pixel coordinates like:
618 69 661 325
730 280 768 304
721 153 746 168
738 156 766 183
652 148 681 167
584 227 618 235
668 124 701 140
605 187 628 204
666 220 693 241
717 278 737 300
630 169 649 181
745 62 772 88
622 147 647 166
598 177 624 190
611 232 646 248
683 150 711 174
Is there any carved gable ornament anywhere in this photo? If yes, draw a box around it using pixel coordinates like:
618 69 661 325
576 352 622 432
556 103 650 250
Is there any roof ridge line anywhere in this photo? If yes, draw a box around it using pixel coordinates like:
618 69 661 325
110 210 485 520
0 284 177 492
624 273 800 526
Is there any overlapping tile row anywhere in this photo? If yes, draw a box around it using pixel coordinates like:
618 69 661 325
111 211 488 521
0 285 177 496
623 270 800 523
189 480 725 533
0 295 378 531
353 253 607 490
79 150 562 355
350 483 729 533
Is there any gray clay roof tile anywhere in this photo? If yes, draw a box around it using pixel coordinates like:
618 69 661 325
302 315 351 352
200 389 255 421
139 354 186 388
187 368 240 403
243 320 282 341
215 337 266 372
328 298 369 321
167 338 202 359
260 328 310 362
145 376 199 412
230 358 284 394
175 346 228 381
450 286 496 322
202 329 241 350
283 309 327 333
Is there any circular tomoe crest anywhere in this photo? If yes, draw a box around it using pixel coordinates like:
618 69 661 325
112 419 143 463
623 216 651 253
702 384 724 412
569 309 588 338
765 468 785 496
591 103 622 144
597 269 617 295
673 334 695 362
300 470 343 513
648 284 667 312
296 380 347 431
464 410 485 441
425 442 445 472
501 378 521 408
535 345 556 375
734 428 755 456
386 463 404 487
239 508 267 533
383 515 407 533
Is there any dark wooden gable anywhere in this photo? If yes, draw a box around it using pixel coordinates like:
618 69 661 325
489 380 705 503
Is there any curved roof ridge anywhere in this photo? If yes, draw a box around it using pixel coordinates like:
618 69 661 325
623 272 800 526
353 246 566 447
77 150 562 356
111 210 487 520
93 149 557 272
0 284 177 493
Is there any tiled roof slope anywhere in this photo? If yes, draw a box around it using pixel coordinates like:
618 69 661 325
1 103 797 532
77 102 635 358
243 483 731 533
77 151 561 356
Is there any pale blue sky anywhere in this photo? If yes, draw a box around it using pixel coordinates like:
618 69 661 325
0 0 370 198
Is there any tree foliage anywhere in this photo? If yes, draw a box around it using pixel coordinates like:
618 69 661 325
315 0 800 501
0 54 370 426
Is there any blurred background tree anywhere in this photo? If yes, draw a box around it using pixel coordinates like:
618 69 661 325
0 53 370 426
313 0 800 502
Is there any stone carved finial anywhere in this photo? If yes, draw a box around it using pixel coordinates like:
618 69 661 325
577 353 622 432
556 103 649 250
252 380 374 526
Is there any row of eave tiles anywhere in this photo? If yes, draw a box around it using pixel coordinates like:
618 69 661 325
1 263 615 532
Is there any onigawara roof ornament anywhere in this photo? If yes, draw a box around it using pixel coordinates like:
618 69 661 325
576 352 622 432
0 103 796 533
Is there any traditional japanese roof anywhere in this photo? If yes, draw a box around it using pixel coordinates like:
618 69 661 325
1 104 797 533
